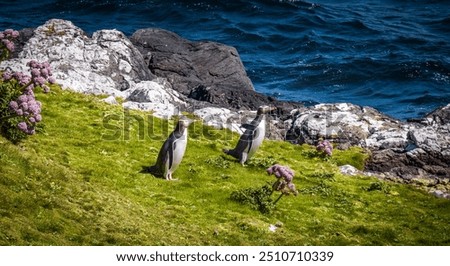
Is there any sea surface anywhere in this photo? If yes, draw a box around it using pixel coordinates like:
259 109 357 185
1 0 449 120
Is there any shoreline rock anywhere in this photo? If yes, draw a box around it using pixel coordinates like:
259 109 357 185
1 19 449 195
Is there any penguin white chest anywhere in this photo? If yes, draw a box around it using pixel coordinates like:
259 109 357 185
170 129 188 171
247 118 266 158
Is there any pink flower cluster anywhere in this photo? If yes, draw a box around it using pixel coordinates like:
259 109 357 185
316 139 333 156
9 89 42 135
0 29 19 54
267 164 298 196
2 60 55 135
2 60 55 90
27 60 55 92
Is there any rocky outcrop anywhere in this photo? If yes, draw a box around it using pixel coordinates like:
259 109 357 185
130 29 253 107
286 103 450 182
367 104 450 179
17 19 154 95
0 19 185 118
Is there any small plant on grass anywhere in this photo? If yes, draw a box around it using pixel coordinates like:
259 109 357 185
1 33 56 142
267 164 298 204
364 181 391 194
246 156 277 168
231 164 298 214
316 139 333 157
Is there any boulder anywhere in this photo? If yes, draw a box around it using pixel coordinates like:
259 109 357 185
16 19 154 95
123 80 186 118
130 28 254 99
339 165 361 176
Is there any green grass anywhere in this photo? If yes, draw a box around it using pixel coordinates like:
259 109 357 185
1 86 449 245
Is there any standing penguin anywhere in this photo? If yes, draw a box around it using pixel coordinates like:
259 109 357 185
223 105 276 165
149 117 190 180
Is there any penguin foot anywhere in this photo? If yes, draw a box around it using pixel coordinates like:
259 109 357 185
165 173 179 181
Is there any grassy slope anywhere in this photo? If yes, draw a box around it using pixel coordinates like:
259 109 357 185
0 87 449 246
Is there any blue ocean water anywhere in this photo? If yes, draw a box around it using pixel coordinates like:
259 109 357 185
1 0 449 120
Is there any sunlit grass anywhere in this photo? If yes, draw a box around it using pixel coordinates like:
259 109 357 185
1 86 449 245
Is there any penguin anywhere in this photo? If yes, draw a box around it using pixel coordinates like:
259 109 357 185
223 105 276 165
149 117 190 180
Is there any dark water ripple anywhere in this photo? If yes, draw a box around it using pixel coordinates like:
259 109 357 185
0 0 449 120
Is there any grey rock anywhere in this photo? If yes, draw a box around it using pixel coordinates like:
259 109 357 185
130 28 254 96
432 190 444 198
102 96 118 105
339 165 361 176
123 80 186 118
125 80 185 105
193 107 243 134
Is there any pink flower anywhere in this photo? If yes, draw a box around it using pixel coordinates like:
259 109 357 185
40 68 49 78
2 71 12 81
9 101 19 111
17 122 28 132
27 60 38 68
11 30 19 38
17 95 28 103
31 68 41 77
34 114 42 122
33 76 46 86
20 102 29 111
4 29 14 35
42 85 50 93
18 75 31 86
316 139 333 156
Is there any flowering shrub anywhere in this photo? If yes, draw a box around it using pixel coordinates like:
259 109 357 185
0 29 19 62
267 164 298 198
230 164 298 214
1 28 55 142
316 139 333 156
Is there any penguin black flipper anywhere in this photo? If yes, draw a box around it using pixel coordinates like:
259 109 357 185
168 140 176 170
223 128 253 160
149 137 171 178
223 105 276 165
